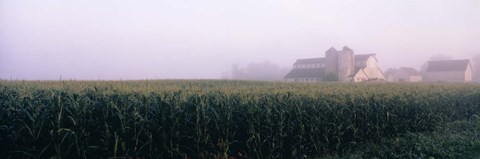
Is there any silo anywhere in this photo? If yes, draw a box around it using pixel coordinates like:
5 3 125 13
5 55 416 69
337 46 355 82
325 47 338 74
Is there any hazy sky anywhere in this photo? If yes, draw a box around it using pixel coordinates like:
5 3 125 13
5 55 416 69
1 0 479 80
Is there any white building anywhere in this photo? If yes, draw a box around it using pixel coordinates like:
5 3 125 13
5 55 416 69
284 46 385 82
393 67 422 82
425 59 473 82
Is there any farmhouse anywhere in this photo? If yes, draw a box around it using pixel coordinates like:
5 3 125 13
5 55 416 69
425 59 473 82
393 67 422 82
284 46 385 82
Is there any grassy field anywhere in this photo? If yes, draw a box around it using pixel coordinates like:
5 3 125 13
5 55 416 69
0 80 479 159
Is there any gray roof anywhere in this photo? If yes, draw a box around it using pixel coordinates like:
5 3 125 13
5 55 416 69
349 67 365 78
293 54 375 65
284 68 325 79
398 67 421 76
294 58 325 65
426 59 470 72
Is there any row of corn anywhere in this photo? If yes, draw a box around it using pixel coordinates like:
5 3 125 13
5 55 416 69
0 80 479 158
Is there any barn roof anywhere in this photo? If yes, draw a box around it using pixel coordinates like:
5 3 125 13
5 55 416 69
284 68 325 79
354 66 365 74
398 67 421 76
349 67 366 78
294 58 325 65
293 54 376 65
426 59 470 72
355 54 376 62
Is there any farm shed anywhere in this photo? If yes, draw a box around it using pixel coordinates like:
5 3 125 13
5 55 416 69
393 67 422 82
425 59 472 82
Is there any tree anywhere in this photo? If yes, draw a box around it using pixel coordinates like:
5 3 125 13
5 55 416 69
229 61 289 81
383 68 397 82
323 72 339 81
231 64 246 79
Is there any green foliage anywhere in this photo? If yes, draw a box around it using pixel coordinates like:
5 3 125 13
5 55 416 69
0 80 479 158
337 115 480 159
323 72 339 81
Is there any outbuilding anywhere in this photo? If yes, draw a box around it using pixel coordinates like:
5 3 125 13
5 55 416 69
425 59 473 82
393 67 422 82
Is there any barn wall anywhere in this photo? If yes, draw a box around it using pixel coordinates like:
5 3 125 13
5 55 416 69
465 64 473 82
285 78 322 82
353 70 368 82
393 70 422 82
427 71 466 82
366 57 377 68
359 57 384 80
393 70 409 82
409 76 422 82
285 78 296 82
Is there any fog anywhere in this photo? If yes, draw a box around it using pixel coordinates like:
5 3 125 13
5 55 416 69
1 0 479 80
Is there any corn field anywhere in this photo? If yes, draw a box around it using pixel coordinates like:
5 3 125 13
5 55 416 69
0 80 479 158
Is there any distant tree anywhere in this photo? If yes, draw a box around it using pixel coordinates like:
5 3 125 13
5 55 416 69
229 61 289 81
221 72 231 80
323 72 339 81
244 61 280 80
472 54 480 81
279 67 291 79
231 64 246 79
384 68 397 76
383 68 397 82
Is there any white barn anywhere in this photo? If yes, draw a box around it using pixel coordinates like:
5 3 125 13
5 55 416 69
425 59 473 82
393 67 422 82
284 46 385 82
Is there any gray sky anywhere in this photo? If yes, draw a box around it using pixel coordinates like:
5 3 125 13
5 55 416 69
1 0 479 80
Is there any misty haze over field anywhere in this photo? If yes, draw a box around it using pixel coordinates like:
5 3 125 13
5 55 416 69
0 0 479 80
